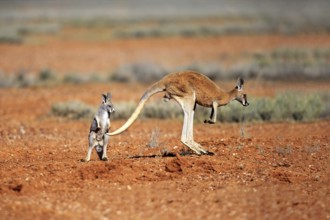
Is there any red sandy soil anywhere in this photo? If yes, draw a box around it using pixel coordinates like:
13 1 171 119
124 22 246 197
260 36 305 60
0 83 329 219
1 33 330 74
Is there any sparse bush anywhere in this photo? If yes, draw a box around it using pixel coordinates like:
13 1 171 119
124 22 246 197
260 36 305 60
110 13 330 40
252 98 274 121
63 74 85 84
273 92 325 121
39 69 57 82
319 93 330 119
111 101 136 120
227 62 260 80
51 101 94 120
0 69 108 88
0 70 38 88
252 48 330 80
147 128 160 148
15 70 38 87
110 62 166 83
144 101 182 119
275 145 293 156
115 48 330 81
0 71 15 88
0 23 60 44
17 23 60 36
88 74 104 83
0 35 22 44
0 27 23 44
216 93 327 122
51 92 329 122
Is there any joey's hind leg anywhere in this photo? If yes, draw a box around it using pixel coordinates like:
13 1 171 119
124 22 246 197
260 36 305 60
81 132 97 162
101 134 110 161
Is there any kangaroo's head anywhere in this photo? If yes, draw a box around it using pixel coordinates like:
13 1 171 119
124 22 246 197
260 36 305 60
233 78 249 107
102 92 115 113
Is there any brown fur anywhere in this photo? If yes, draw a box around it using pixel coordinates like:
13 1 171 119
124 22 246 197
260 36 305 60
150 71 239 107
109 71 248 155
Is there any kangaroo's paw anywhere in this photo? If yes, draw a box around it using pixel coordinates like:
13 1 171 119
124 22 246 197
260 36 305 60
203 151 215 156
182 141 202 155
204 119 215 124
182 140 211 156
101 157 108 161
191 141 214 156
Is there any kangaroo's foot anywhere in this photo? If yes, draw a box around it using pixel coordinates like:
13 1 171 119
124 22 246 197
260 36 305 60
182 140 213 156
204 119 215 124
101 157 108 161
163 93 171 102
192 141 214 155
80 158 89 162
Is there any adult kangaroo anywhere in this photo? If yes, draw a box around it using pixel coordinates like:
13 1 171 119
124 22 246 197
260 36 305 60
108 71 249 155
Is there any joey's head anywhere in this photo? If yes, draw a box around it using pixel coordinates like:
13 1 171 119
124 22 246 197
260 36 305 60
102 92 115 113
233 78 249 107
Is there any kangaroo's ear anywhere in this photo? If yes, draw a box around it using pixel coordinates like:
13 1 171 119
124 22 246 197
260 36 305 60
106 92 112 99
102 93 107 103
236 78 244 91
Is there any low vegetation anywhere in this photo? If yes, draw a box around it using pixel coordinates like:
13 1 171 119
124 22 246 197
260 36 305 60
51 101 94 120
0 23 60 44
110 62 166 83
0 70 104 88
50 92 329 122
0 47 329 88
110 48 330 83
1 7 330 43
67 14 330 39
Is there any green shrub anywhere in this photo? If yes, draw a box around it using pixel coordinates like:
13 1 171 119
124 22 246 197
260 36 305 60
111 101 136 120
50 92 329 122
0 27 22 44
0 71 15 88
273 92 325 121
0 35 22 44
51 101 94 120
39 69 57 82
144 101 183 120
251 48 330 81
62 74 85 84
110 62 167 83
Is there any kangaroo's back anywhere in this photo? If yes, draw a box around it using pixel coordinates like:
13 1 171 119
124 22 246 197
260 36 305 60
162 71 226 106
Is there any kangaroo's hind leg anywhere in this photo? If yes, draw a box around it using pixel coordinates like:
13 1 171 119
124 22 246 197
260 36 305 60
173 94 210 155
101 134 110 161
81 132 97 162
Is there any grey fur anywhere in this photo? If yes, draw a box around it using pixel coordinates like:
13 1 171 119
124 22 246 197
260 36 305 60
81 92 115 162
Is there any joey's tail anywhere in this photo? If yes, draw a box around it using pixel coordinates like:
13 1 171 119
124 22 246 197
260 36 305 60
107 83 165 136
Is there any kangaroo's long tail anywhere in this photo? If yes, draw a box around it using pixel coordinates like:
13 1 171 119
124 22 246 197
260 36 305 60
107 82 165 136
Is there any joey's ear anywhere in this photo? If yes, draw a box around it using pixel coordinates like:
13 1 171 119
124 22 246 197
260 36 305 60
236 78 244 91
106 92 112 99
102 93 107 103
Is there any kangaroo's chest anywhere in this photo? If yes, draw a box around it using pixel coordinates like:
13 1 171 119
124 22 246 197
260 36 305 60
100 113 110 127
